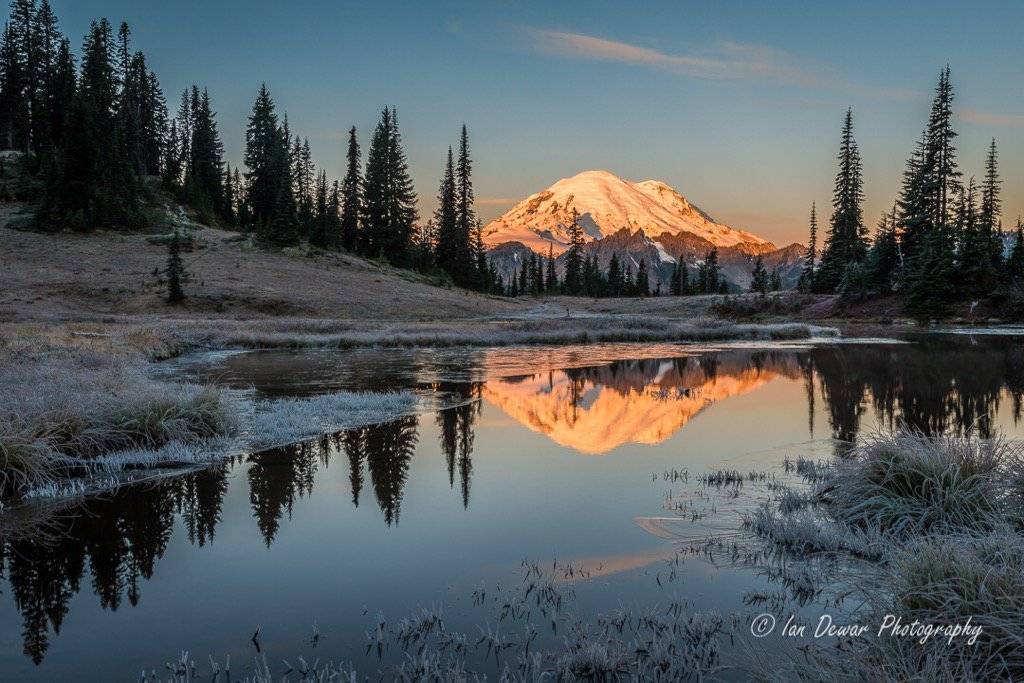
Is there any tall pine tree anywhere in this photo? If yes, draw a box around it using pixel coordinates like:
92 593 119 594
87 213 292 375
814 109 866 293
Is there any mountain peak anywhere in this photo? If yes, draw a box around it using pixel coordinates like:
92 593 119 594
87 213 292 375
484 170 772 256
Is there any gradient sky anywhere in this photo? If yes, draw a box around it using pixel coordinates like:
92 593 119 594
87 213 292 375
42 0 1024 246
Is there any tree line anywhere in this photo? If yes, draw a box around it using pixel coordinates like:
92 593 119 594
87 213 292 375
0 1 502 295
798 68 1024 316
501 208 734 298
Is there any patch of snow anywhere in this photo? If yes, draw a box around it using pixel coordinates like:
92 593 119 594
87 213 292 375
653 240 677 264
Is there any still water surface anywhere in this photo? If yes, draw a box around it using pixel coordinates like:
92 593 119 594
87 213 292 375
1 333 1022 679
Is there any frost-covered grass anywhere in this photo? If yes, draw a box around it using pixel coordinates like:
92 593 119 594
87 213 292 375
147 562 730 682
163 316 836 352
242 391 420 451
0 324 420 502
744 431 1024 681
822 432 1019 535
0 338 239 494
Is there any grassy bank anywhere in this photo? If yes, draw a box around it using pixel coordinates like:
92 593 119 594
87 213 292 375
745 431 1024 680
0 324 419 505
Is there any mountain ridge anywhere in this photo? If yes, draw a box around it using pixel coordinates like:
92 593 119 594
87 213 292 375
483 170 773 256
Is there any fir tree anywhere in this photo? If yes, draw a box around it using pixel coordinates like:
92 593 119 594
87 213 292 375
340 126 361 251
770 268 782 292
164 228 187 304
243 84 281 228
815 109 867 292
472 219 488 289
186 87 225 221
798 202 817 291
956 178 993 295
608 252 622 296
362 107 416 264
978 138 1003 276
563 208 584 294
866 206 900 293
545 243 557 292
1006 220 1024 284
703 247 720 293
309 169 332 248
43 18 140 229
750 254 768 294
455 123 475 283
635 258 649 296
903 69 962 312
906 229 956 317
433 146 459 276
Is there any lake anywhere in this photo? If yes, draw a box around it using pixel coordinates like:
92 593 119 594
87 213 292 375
1 332 1022 679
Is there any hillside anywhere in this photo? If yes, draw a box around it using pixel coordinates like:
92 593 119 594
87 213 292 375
0 216 524 322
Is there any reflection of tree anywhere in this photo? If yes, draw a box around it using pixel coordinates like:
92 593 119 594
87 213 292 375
342 428 365 507
805 336 1024 445
247 442 318 546
436 382 482 508
365 416 419 526
175 463 230 547
4 479 189 663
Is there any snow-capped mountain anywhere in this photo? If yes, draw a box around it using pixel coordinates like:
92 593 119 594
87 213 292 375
483 170 773 256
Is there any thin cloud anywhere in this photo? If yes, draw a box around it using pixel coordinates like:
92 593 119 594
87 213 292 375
476 197 517 206
526 28 916 99
960 108 1024 128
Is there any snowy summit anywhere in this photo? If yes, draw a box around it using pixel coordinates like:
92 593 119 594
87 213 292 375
483 170 773 256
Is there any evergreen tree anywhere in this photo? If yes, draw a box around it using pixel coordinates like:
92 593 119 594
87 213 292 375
243 84 280 228
703 247 720 293
455 123 475 283
1006 219 1024 284
770 268 782 292
563 208 584 294
815 109 867 292
472 219 488 289
865 206 899 293
545 243 557 291
164 228 187 304
798 202 817 291
902 68 962 312
340 126 361 251
0 0 34 152
750 254 768 294
362 107 416 264
622 262 634 296
635 258 649 296
906 229 956 317
38 35 73 158
221 163 236 226
185 87 225 221
608 252 622 296
978 138 1003 276
956 178 993 295
43 18 140 229
433 146 459 277
309 169 332 248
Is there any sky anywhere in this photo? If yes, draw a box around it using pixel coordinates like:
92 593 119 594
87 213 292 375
39 0 1024 246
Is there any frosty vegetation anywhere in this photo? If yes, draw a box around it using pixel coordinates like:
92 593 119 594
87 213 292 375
745 431 1024 680
0 326 419 504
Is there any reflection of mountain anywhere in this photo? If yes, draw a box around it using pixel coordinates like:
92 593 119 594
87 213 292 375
482 354 801 454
